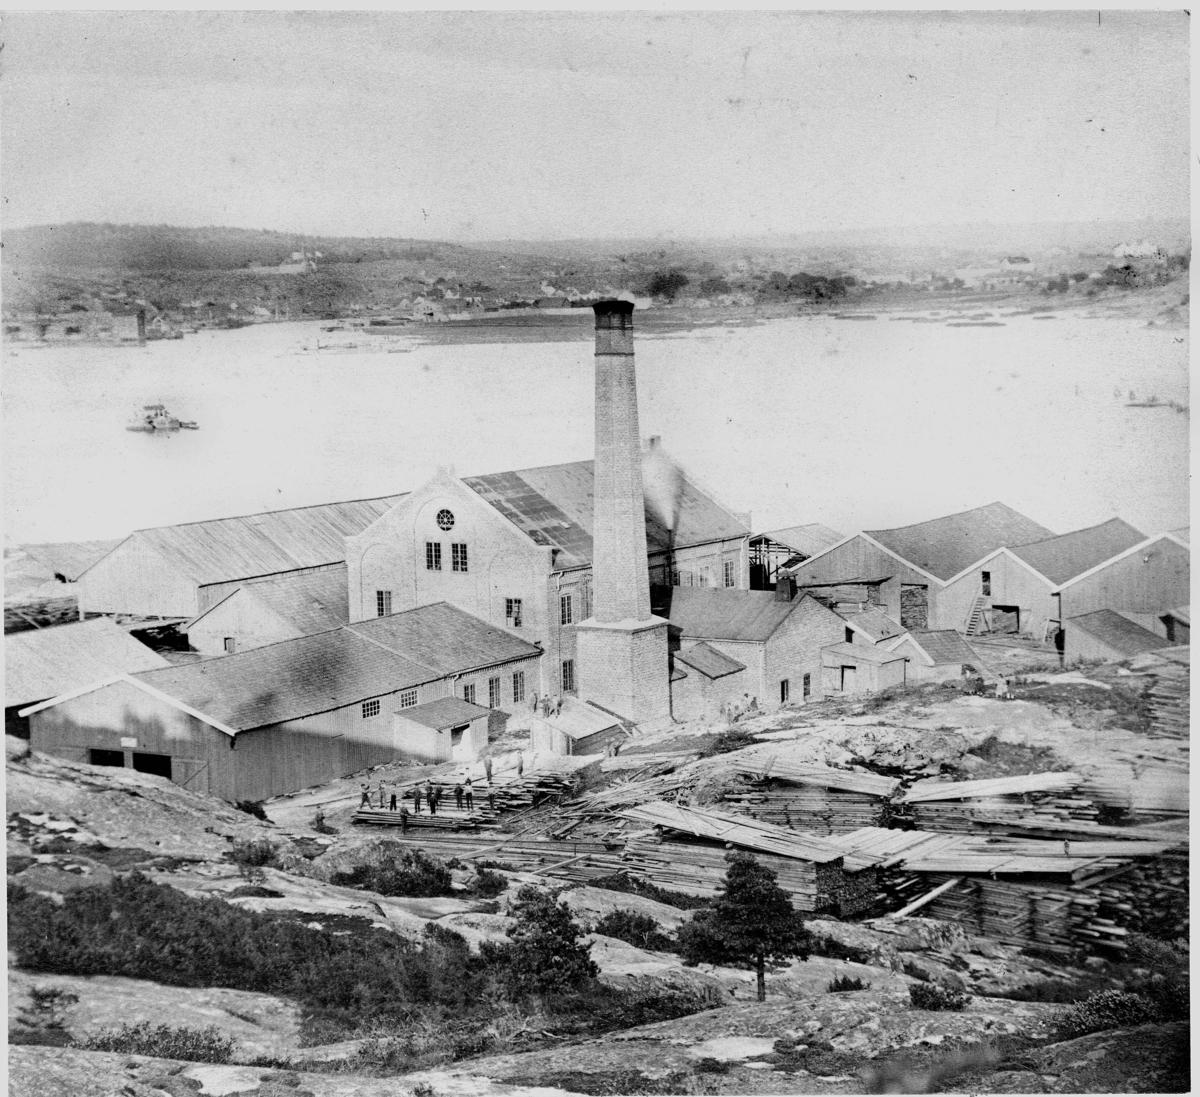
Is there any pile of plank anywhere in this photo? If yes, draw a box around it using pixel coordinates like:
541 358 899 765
720 762 899 834
899 772 1102 834
1148 663 1189 738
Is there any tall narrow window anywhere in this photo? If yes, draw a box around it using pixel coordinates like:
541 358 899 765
376 590 392 617
488 676 501 708
506 597 522 628
362 698 381 719
462 682 476 704
561 658 576 692
723 560 736 588
780 679 790 704
452 543 468 572
223 637 236 654
981 570 992 597
560 593 573 626
512 670 526 703
802 673 811 699
699 565 713 588
845 626 855 644
425 542 442 571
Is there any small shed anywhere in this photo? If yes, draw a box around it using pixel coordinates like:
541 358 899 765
883 629 987 682
530 697 623 756
669 642 747 722
392 697 494 764
1064 610 1177 664
820 641 907 695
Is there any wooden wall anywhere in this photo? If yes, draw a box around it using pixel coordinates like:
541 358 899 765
78 540 199 618
1059 539 1190 620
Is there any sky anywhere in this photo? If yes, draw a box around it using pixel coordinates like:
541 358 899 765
1 11 1190 242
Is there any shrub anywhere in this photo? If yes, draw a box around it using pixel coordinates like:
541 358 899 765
331 848 453 898
593 910 675 953
827 974 870 992
498 885 598 997
1053 990 1158 1039
699 730 757 757
475 860 516 872
235 800 269 821
229 838 277 869
589 872 709 911
908 982 970 1011
470 868 509 899
695 1056 730 1073
79 1022 234 1063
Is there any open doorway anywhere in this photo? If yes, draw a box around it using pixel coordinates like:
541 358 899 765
90 748 125 768
991 605 1020 634
132 752 172 779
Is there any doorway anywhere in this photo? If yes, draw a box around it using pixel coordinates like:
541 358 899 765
90 748 125 768
132 752 172 779
991 605 1020 634
840 665 857 693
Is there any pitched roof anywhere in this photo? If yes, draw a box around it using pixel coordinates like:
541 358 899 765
674 641 746 679
129 603 539 732
531 697 621 740
92 495 407 587
844 607 905 644
1051 532 1191 592
656 586 803 643
821 641 908 664
397 696 492 730
1008 518 1145 585
904 629 985 667
19 540 125 581
866 503 1054 582
752 523 844 557
5 618 170 708
463 460 748 571
1068 609 1174 658
191 568 349 635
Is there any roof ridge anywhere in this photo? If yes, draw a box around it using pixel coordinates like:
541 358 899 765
865 500 1023 535
132 491 409 535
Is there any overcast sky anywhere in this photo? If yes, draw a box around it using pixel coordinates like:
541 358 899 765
2 11 1189 242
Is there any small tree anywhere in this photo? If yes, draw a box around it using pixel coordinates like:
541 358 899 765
677 852 808 1001
503 885 598 996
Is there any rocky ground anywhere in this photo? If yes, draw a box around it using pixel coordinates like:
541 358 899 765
5 665 1189 1096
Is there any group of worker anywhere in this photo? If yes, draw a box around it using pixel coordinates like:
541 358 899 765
529 691 564 718
358 751 520 825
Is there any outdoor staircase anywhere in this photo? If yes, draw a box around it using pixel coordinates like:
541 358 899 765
965 596 990 636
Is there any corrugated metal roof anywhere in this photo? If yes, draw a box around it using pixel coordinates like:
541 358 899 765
236 568 349 634
845 607 905 643
1068 609 1172 658
20 540 125 581
102 495 407 587
6 618 169 708
674 641 746 679
867 503 1054 582
752 523 844 556
906 629 985 666
656 586 800 643
1009 518 1145 585
132 602 539 731
346 602 540 675
463 460 749 571
398 696 491 730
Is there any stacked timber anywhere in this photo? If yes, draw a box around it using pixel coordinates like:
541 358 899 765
722 783 892 834
900 772 1101 834
1148 663 1189 739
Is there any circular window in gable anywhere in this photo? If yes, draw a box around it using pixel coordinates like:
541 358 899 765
436 508 455 531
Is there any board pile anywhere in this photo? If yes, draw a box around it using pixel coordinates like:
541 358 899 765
898 772 1102 834
720 762 899 834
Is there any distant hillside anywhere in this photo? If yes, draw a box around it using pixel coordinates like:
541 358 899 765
2 223 465 272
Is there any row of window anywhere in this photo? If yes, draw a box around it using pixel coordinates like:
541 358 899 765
673 560 738 588
778 674 812 704
424 541 469 572
463 670 527 707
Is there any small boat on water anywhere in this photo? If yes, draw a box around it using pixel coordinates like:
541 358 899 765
126 404 199 432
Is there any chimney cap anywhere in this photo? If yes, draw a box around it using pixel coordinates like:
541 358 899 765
593 299 635 318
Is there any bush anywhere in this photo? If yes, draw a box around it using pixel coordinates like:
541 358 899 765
645 269 689 300
235 800 269 821
908 982 970 1011
593 910 675 953
469 868 509 899
78 1022 234 1063
695 1056 730 1073
827 974 870 992
698 730 757 757
499 885 598 997
1053 990 1158 1039
229 838 277 869
331 848 453 898
589 872 709 911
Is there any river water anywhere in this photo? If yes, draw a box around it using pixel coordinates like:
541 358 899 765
3 310 1188 545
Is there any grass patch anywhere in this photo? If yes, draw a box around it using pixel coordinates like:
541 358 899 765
78 1022 234 1063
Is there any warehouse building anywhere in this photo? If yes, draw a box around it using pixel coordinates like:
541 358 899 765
21 602 541 802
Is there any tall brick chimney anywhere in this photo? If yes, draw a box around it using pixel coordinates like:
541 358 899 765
574 301 671 726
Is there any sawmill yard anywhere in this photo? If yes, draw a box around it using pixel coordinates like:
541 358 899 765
6 648 1188 1096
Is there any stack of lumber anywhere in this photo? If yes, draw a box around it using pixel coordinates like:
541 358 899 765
899 772 1102 834
719 761 899 835
1147 661 1189 738
620 832 842 912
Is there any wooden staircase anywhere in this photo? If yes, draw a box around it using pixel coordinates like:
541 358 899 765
965 596 990 636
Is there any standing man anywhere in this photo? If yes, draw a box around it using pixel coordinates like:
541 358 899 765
378 781 386 809
540 695 550 718
454 781 464 811
359 783 372 809
428 787 437 815
530 691 539 715
389 787 398 811
412 784 423 814
554 695 563 716
400 805 409 833
484 756 493 782
516 752 524 778
464 778 474 813
486 782 496 813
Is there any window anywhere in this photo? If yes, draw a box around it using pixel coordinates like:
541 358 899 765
699 565 712 588
223 636 236 654
398 689 418 709
981 571 992 597
671 569 682 587
506 597 523 628
376 590 392 617
425 542 442 570
780 679 790 704
561 658 576 693
845 626 855 644
436 508 455 531
802 673 811 699
512 670 526 703
362 698 381 719
723 560 736 588
462 682 476 704
560 593 573 625
452 543 468 572
488 676 501 708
